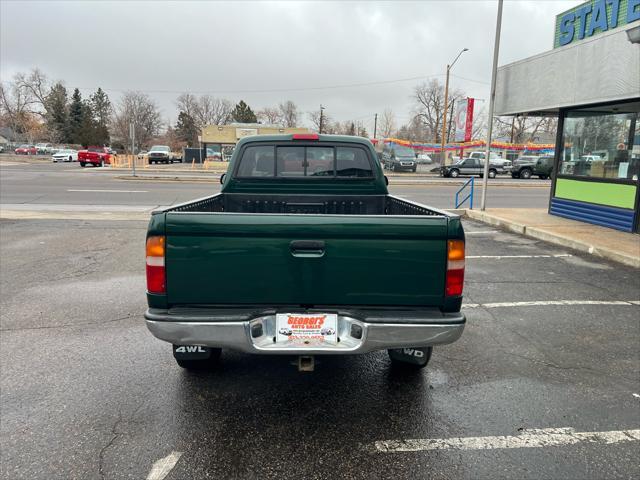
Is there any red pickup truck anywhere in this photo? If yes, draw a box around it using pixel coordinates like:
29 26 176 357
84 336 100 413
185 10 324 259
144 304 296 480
78 147 113 167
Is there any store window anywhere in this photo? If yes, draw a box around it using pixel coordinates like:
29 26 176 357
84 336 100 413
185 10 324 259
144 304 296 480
559 104 639 181
206 144 222 161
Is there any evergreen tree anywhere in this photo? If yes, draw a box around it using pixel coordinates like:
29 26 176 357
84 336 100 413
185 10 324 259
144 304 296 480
77 101 101 147
67 88 84 144
90 88 111 145
231 100 257 123
175 111 199 146
45 82 68 142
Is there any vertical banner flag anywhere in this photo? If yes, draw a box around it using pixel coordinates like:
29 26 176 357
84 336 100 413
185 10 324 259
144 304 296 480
454 98 475 142
464 98 474 142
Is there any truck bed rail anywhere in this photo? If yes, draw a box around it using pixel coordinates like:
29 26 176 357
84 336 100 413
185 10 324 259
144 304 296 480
161 194 447 217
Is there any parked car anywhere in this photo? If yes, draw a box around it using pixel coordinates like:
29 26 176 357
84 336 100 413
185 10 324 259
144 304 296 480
51 149 78 163
0 145 4 153
415 153 433 164
380 144 417 172
15 145 37 155
148 145 182 164
35 143 54 155
78 146 112 167
466 151 511 170
137 150 148 160
144 133 466 371
441 157 501 178
511 155 553 179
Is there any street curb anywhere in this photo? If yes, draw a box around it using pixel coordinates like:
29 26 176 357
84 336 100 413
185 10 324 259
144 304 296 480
462 209 640 268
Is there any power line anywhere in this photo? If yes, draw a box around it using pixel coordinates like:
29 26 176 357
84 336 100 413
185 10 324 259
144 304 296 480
64 72 450 96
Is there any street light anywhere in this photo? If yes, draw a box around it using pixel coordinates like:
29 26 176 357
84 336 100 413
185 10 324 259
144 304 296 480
440 48 469 165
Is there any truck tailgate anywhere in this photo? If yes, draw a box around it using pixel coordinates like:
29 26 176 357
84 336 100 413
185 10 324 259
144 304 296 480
164 213 448 307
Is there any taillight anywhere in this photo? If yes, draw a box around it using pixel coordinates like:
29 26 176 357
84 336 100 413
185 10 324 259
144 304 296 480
146 236 166 294
445 239 465 297
292 133 319 140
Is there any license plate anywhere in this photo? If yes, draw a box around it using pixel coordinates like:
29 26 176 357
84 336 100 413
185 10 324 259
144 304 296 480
276 313 338 347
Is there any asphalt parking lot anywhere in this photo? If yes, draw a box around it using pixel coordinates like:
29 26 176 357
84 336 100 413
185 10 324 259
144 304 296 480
1 216 638 479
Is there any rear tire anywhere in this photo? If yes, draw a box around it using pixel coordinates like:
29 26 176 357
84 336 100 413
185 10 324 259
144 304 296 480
488 169 497 179
539 174 548 180
175 348 222 370
520 168 532 179
100 160 105 168
80 162 86 167
388 347 433 369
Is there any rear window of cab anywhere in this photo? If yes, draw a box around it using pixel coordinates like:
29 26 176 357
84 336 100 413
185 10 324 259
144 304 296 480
235 145 374 178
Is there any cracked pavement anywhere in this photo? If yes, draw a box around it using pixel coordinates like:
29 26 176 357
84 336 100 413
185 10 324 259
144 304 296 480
1 215 639 479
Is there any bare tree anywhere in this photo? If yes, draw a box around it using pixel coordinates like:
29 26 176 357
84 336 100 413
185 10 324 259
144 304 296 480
308 108 331 133
197 95 232 126
14 68 50 118
380 108 396 138
278 100 298 127
112 91 162 150
0 75 40 135
175 93 199 119
175 93 232 128
257 107 281 125
495 115 558 143
413 79 464 143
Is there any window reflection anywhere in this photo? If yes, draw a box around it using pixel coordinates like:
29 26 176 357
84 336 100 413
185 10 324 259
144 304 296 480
560 109 639 180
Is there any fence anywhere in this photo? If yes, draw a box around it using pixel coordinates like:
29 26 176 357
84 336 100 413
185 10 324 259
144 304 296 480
109 154 228 172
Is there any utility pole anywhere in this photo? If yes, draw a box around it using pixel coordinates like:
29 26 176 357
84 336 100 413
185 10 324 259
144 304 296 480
441 64 450 165
373 113 378 139
480 0 503 211
319 105 325 134
447 98 456 144
129 122 136 177
440 48 468 166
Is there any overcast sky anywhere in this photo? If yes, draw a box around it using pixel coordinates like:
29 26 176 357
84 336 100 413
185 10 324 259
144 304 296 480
1 0 581 131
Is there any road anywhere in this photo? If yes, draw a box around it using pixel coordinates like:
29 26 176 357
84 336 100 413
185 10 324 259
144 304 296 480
0 161 551 210
1 159 638 479
1 215 638 479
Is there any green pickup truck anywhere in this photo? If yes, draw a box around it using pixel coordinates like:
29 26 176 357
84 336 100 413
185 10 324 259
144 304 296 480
144 134 466 371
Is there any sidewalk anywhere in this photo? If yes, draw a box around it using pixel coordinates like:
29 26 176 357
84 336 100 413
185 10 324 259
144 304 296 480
464 208 640 268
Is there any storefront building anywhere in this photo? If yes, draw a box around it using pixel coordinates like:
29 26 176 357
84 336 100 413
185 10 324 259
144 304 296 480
201 124 310 161
495 0 640 232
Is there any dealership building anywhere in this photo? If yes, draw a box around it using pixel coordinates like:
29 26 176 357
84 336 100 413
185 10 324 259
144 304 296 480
495 0 640 232
200 124 310 161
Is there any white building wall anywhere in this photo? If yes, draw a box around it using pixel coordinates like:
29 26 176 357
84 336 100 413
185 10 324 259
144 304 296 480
495 25 640 115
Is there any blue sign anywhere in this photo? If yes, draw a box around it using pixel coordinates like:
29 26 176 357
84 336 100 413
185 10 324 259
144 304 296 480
555 0 640 47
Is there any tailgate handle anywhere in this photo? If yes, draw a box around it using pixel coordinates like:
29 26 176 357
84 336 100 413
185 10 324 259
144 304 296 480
290 240 325 257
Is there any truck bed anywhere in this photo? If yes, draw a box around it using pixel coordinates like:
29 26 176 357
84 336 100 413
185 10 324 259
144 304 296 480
161 193 444 216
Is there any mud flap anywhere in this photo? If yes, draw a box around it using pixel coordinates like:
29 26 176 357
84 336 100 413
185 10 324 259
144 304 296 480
173 345 212 360
388 347 433 367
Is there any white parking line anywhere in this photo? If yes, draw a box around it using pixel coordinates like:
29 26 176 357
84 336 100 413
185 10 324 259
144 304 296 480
375 427 640 453
463 300 639 309
146 451 183 480
466 254 572 259
67 189 148 193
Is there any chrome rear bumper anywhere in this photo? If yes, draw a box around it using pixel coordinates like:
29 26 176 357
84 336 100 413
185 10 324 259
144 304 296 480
145 308 465 355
